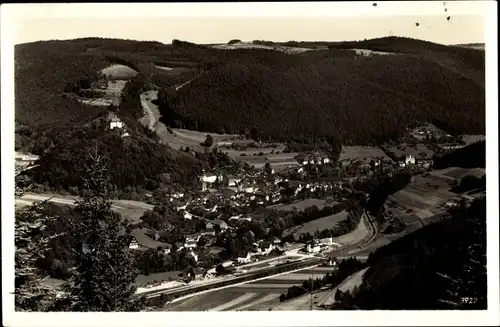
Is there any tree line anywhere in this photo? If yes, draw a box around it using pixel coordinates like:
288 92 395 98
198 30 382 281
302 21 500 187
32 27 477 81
158 42 484 146
332 197 487 310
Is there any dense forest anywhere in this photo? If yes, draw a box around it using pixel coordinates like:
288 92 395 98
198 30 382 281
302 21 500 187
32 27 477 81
26 128 203 193
160 38 484 145
433 141 486 169
333 197 487 310
16 37 485 149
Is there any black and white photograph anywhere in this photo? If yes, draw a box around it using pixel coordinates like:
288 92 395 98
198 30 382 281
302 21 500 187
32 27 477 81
1 2 498 326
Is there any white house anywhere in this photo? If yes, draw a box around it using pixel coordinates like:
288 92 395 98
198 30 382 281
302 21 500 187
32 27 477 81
109 117 124 130
201 175 217 184
184 212 193 220
244 187 256 194
222 261 234 268
229 215 242 221
323 158 330 164
15 151 39 166
184 239 197 249
129 238 139 250
405 155 416 166
237 253 252 264
306 243 321 253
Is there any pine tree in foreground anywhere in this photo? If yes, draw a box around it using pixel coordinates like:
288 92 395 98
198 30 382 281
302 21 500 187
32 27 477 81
60 151 145 311
15 165 60 311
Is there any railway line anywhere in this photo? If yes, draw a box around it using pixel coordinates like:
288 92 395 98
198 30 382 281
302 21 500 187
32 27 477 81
324 211 379 258
143 212 379 307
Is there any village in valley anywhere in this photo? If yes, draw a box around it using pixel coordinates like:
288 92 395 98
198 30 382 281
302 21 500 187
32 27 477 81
15 105 486 311
11 25 489 314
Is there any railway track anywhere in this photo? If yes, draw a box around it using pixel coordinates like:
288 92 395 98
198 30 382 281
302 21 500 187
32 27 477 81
143 213 378 305
325 211 379 258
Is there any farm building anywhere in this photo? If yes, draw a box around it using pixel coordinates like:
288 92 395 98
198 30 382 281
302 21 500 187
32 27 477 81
405 155 416 165
184 239 197 249
130 229 172 253
109 117 124 130
306 242 321 253
203 222 216 236
129 237 139 250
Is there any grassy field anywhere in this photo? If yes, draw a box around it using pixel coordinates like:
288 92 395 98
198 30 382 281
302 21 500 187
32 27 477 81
384 143 434 160
16 193 153 224
226 146 299 170
437 167 486 179
268 198 328 212
210 42 318 55
273 267 370 310
284 210 349 237
154 125 242 152
386 170 460 225
76 79 127 107
339 146 390 161
461 134 485 145
101 64 138 78
163 267 336 311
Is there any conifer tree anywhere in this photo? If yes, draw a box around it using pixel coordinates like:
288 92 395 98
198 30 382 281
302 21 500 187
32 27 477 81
15 165 60 311
62 150 145 311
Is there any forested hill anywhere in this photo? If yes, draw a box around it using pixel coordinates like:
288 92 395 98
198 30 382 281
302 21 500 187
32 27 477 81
169 41 484 145
333 197 486 310
15 36 485 146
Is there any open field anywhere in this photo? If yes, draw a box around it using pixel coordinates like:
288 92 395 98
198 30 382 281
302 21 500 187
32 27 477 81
339 146 390 161
461 134 485 145
210 42 319 55
432 166 486 180
15 193 153 223
163 266 337 311
100 64 138 78
386 171 461 225
331 214 370 247
153 124 242 152
76 79 127 107
384 143 434 160
268 198 327 212
273 267 369 310
284 210 349 237
352 49 398 56
226 147 300 170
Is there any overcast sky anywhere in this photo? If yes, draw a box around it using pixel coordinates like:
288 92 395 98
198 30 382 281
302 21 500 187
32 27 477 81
5 2 489 45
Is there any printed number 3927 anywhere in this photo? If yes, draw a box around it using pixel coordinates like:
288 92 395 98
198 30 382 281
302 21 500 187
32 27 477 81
460 297 478 304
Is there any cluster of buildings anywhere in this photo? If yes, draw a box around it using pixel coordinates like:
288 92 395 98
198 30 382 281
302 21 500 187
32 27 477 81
303 237 341 253
294 152 331 166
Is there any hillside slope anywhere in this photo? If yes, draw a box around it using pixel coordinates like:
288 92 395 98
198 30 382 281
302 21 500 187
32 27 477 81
15 37 485 147
14 38 201 129
168 39 484 145
332 197 486 310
